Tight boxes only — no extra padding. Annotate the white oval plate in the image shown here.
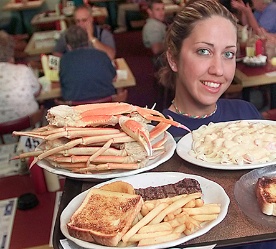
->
[234,165,276,228]
[176,120,276,170]
[37,128,176,180]
[60,172,230,249]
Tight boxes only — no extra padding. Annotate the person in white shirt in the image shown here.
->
[0,30,41,123]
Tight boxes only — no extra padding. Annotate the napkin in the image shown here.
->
[265,71,276,77]
[116,69,128,80]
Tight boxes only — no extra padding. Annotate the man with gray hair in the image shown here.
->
[59,25,117,102]
[54,5,116,59]
[231,0,276,34]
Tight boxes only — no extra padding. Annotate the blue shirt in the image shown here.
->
[163,99,263,141]
[254,2,276,33]
[59,48,116,101]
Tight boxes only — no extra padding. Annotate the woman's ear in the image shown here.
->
[166,51,177,72]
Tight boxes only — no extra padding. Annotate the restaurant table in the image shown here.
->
[234,62,276,108]
[52,152,276,248]
[2,0,45,33]
[31,6,108,28]
[36,58,136,101]
[164,4,181,15]
[2,0,45,11]
[24,30,62,55]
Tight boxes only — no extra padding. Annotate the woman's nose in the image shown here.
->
[208,56,224,76]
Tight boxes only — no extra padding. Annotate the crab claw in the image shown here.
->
[119,116,152,156]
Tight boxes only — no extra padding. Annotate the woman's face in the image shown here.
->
[170,16,237,108]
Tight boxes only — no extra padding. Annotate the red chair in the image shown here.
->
[262,109,276,121]
[54,95,113,106]
[54,89,128,106]
[0,106,45,144]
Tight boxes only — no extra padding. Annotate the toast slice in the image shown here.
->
[67,188,143,246]
[256,177,276,216]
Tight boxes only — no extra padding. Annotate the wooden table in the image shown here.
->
[24,30,62,56]
[164,4,181,15]
[31,6,108,27]
[2,0,45,11]
[2,0,45,33]
[234,62,276,108]
[36,58,136,101]
[52,152,276,248]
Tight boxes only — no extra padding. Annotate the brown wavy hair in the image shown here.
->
[158,0,238,90]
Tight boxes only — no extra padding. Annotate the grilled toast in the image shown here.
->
[256,177,276,216]
[67,188,143,246]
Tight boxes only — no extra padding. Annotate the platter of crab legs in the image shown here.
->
[12,102,190,179]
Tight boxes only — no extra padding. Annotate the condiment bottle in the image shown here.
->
[255,38,263,55]
[43,169,60,192]
[29,157,47,194]
[246,36,255,57]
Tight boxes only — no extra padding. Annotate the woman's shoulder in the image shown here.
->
[217,98,262,119]
[4,62,30,72]
[218,98,255,108]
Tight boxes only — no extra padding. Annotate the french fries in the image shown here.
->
[120,192,221,247]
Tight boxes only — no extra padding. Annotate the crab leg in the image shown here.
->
[87,139,114,166]
[152,132,167,149]
[13,125,62,138]
[149,118,172,140]
[73,162,142,173]
[13,150,42,160]
[47,154,138,164]
[13,127,121,141]
[119,116,152,156]
[30,133,132,167]
[63,147,128,156]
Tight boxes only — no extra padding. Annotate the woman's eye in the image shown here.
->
[197,49,210,55]
[224,51,235,59]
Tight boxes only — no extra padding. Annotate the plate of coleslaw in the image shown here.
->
[176,120,276,170]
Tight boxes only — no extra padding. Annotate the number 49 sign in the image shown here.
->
[17,136,42,153]
[48,55,60,70]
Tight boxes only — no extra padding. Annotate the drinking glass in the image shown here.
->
[265,40,276,70]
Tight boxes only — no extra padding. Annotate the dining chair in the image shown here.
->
[54,95,113,106]
[0,106,45,144]
[54,89,128,106]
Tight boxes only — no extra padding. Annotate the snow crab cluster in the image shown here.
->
[13,102,190,174]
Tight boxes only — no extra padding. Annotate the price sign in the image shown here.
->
[48,55,60,70]
[17,136,42,153]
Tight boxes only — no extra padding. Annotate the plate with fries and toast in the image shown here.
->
[60,172,230,249]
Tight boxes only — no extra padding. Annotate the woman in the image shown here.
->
[158,0,262,141]
[0,30,41,123]
[159,2,275,248]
